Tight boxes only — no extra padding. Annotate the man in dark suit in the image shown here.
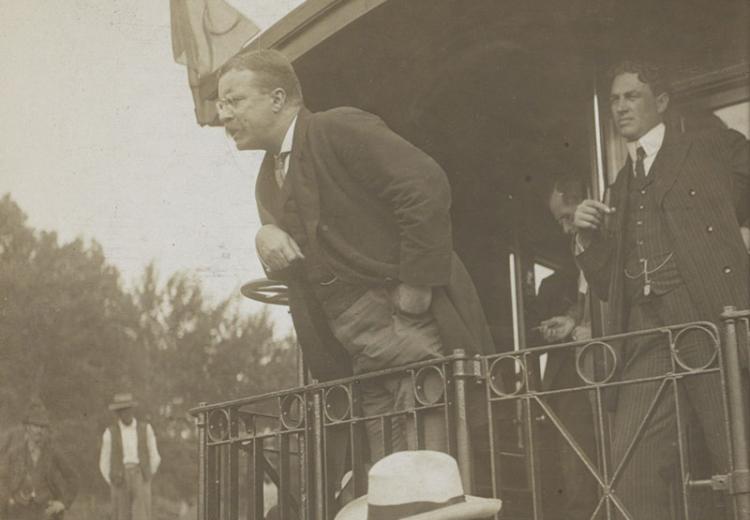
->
[528,175,597,520]
[573,60,749,518]
[0,399,77,520]
[533,269,599,520]
[216,49,493,461]
[541,174,594,346]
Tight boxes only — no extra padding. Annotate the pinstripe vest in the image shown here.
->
[624,167,683,301]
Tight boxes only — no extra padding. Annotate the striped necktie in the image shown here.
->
[273,152,289,188]
[634,146,646,181]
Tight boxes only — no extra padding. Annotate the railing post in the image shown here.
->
[452,348,479,493]
[227,408,240,520]
[721,306,750,519]
[196,403,207,520]
[312,391,326,520]
[299,424,309,520]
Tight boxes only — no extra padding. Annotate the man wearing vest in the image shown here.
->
[216,49,493,463]
[0,399,78,520]
[99,393,161,520]
[573,60,749,519]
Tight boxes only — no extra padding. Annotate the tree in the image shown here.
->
[0,194,298,502]
[0,194,138,489]
[131,268,297,500]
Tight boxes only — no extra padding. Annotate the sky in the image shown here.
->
[0,0,304,333]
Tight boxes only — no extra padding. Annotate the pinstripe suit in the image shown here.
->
[579,126,749,335]
[577,126,749,519]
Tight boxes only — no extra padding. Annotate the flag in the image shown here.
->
[171,0,260,125]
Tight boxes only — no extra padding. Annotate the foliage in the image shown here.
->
[0,194,297,501]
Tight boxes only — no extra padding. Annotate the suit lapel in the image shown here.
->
[651,128,691,203]
[275,109,309,212]
[604,164,631,337]
[288,108,322,240]
[608,162,631,241]
[256,107,320,232]
[256,154,281,223]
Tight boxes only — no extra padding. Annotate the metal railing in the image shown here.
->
[192,307,750,520]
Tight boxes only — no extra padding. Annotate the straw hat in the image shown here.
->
[108,392,138,411]
[334,451,502,520]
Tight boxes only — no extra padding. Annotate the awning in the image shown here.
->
[170,0,260,125]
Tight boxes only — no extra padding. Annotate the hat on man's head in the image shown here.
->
[108,393,138,411]
[23,398,51,427]
[334,451,502,520]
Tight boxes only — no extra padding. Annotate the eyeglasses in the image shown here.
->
[215,96,244,113]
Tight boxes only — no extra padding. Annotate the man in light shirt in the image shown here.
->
[573,60,749,519]
[99,393,161,520]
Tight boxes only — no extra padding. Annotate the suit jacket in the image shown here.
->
[531,269,582,391]
[577,126,749,337]
[256,107,494,381]
[0,427,78,513]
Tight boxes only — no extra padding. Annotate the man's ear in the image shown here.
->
[656,91,670,115]
[271,87,287,112]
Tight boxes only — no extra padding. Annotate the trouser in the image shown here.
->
[358,372,448,461]
[111,464,152,520]
[329,287,447,462]
[611,284,729,520]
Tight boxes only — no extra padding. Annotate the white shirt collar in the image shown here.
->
[626,122,665,163]
[279,114,298,156]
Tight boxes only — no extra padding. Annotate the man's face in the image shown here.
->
[25,424,47,445]
[609,72,669,142]
[217,69,279,151]
[549,190,578,235]
[116,408,134,425]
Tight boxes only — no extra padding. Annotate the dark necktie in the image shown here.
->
[634,146,646,181]
[274,152,289,188]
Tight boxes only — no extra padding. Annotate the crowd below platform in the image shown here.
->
[0,393,160,520]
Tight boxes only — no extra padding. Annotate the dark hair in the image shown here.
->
[551,174,588,205]
[607,59,671,97]
[220,49,303,103]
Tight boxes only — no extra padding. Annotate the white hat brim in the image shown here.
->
[335,495,502,520]
[109,401,137,411]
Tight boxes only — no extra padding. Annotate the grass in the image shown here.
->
[65,494,196,520]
